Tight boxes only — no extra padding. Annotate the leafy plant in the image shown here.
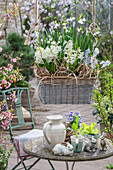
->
[66,111,82,137]
[0,100,14,169]
[0,59,29,91]
[0,32,35,81]
[79,122,99,135]
[106,163,113,170]
[93,73,113,143]
[0,136,14,170]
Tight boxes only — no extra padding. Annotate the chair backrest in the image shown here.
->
[2,87,34,141]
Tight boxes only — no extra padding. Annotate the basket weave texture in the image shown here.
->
[34,66,96,104]
[36,76,96,104]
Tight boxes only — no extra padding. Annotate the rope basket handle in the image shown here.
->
[24,0,38,45]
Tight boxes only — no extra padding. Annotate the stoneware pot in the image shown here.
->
[71,135,84,152]
[43,115,66,150]
[85,134,100,149]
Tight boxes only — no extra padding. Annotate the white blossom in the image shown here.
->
[100,60,111,68]
[78,18,86,24]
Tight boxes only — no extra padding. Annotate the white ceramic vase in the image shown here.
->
[43,115,66,150]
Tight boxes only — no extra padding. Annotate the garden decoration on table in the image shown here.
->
[52,142,73,156]
[65,111,83,152]
[43,115,66,150]
[65,111,82,143]
[92,73,113,142]
[0,100,14,170]
[79,122,100,149]
[34,18,100,104]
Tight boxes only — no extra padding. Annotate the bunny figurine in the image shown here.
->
[100,133,107,151]
[84,136,97,152]
[52,142,73,156]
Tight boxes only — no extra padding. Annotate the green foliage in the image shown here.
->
[79,122,99,135]
[97,33,113,74]
[106,163,113,170]
[0,32,35,81]
[0,139,14,170]
[22,16,30,35]
[93,73,113,142]
[72,115,80,137]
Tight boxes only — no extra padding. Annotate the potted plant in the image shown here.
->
[65,111,84,152]
[79,122,100,148]
[34,18,99,104]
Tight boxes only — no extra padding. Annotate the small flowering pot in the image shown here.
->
[71,135,84,152]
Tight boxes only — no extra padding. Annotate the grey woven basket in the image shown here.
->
[37,77,96,104]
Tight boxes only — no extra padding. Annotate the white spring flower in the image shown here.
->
[78,18,86,24]
[100,60,111,68]
[93,48,99,57]
[108,107,113,114]
[64,40,73,54]
[78,52,84,59]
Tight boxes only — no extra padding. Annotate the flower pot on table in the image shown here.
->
[71,135,84,152]
[85,134,100,149]
[36,76,96,104]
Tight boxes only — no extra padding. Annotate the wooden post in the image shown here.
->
[92,0,96,33]
[35,0,38,23]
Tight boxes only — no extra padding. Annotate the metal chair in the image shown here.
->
[2,87,54,170]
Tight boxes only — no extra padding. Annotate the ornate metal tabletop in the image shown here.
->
[23,136,113,170]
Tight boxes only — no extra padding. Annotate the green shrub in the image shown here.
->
[97,33,113,74]
[0,32,35,81]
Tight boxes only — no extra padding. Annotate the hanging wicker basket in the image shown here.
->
[34,67,96,104]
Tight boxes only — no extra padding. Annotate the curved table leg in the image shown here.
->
[71,162,76,170]
[65,161,76,170]
[65,161,69,170]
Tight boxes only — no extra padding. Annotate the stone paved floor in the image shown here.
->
[4,104,113,170]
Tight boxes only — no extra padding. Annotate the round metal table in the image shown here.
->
[23,136,113,170]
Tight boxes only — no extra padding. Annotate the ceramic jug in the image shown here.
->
[43,115,66,150]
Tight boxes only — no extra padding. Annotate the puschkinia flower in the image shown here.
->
[100,60,111,68]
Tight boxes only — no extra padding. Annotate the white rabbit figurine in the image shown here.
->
[52,142,73,156]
